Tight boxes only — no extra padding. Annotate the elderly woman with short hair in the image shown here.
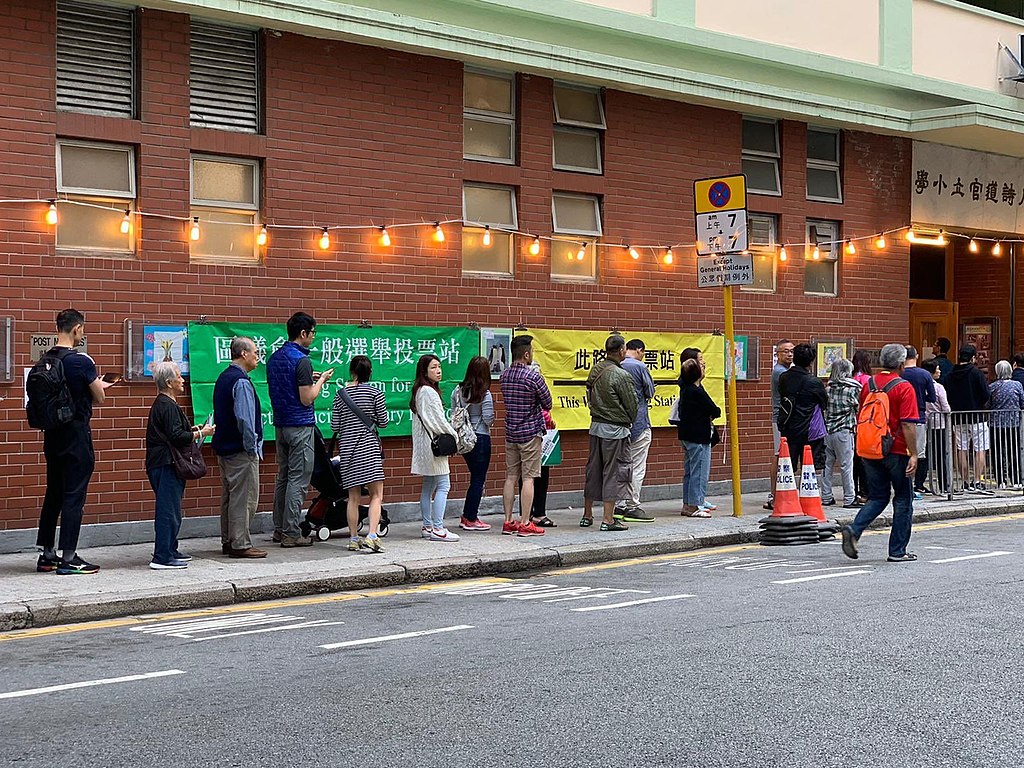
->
[822,359,862,508]
[989,360,1024,488]
[145,362,214,570]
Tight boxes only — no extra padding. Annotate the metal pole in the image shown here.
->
[723,285,743,517]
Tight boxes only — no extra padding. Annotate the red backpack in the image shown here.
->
[855,376,903,460]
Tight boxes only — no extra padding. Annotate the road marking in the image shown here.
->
[319,624,474,650]
[191,620,344,642]
[929,551,1012,564]
[783,566,873,574]
[0,670,185,701]
[772,571,869,585]
[570,594,694,612]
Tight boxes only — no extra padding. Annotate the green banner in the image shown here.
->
[187,322,478,439]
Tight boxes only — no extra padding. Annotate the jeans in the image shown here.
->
[37,421,95,554]
[823,430,855,505]
[273,425,316,538]
[625,428,652,505]
[460,434,491,521]
[420,474,451,529]
[148,464,186,564]
[682,441,711,506]
[849,453,914,557]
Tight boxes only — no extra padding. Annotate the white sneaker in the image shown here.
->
[421,527,433,539]
[429,527,460,542]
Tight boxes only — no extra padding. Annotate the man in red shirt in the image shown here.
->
[841,343,919,562]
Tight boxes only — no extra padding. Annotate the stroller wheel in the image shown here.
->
[315,526,331,542]
[300,521,312,538]
[378,523,389,538]
[357,519,366,534]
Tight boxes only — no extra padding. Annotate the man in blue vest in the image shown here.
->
[267,312,334,546]
[211,336,266,558]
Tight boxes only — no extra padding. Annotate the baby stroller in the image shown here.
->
[303,430,390,541]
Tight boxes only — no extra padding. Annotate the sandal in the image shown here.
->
[600,520,629,531]
[532,516,558,528]
[579,517,593,527]
[685,508,712,518]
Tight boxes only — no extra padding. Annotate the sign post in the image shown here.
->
[694,174,750,517]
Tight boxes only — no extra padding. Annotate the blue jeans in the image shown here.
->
[848,453,914,557]
[420,474,451,529]
[460,434,491,521]
[682,441,711,506]
[148,464,186,564]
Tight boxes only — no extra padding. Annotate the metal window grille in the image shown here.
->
[56,1,135,117]
[190,21,260,133]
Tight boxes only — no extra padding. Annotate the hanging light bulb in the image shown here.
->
[45,200,58,226]
[937,230,947,246]
[576,242,586,261]
[189,217,201,241]
[875,235,886,249]
[482,226,492,247]
[664,248,674,265]
[845,241,856,256]
[812,246,820,261]
[120,209,131,235]
[993,241,1002,256]
[778,246,788,262]
[318,227,330,250]
[257,225,268,247]
[379,226,391,247]
[627,245,640,261]
[433,223,445,243]
[529,236,541,256]
[969,238,979,254]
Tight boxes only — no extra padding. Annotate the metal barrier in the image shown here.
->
[924,410,1024,500]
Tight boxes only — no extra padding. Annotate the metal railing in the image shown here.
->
[923,410,1024,500]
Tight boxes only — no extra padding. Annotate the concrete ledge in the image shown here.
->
[401,556,486,583]
[553,534,700,566]
[477,549,561,574]
[231,565,407,602]
[0,603,31,632]
[23,584,237,627]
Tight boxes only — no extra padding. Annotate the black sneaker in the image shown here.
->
[56,555,100,575]
[172,551,193,562]
[886,553,918,563]
[840,527,859,560]
[36,552,60,573]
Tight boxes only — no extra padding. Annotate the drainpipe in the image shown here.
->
[1012,243,1017,356]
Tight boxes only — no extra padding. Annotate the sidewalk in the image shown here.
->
[2,489,1022,631]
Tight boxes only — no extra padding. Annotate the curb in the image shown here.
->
[2,503,1020,631]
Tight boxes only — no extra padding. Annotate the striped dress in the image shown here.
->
[330,383,389,490]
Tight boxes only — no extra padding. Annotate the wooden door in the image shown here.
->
[910,300,958,361]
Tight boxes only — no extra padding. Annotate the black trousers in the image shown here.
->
[36,421,95,553]
[519,464,551,518]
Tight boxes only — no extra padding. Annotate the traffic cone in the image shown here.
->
[770,438,803,517]
[798,445,826,522]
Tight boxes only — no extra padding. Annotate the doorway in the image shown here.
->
[910,300,958,361]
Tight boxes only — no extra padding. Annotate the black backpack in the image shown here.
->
[26,347,76,431]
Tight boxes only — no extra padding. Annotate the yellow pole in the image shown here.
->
[723,285,742,517]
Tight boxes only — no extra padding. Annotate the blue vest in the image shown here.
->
[211,364,263,456]
[267,340,314,427]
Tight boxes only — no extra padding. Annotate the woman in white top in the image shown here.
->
[410,354,460,541]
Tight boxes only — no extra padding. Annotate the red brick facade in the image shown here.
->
[0,1,913,531]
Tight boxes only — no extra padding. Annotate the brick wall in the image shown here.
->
[0,1,913,530]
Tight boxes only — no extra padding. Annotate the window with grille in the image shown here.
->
[190,155,260,261]
[742,118,781,196]
[56,140,136,255]
[553,84,605,174]
[56,1,135,118]
[464,69,515,164]
[552,192,601,280]
[805,219,840,296]
[190,21,260,133]
[462,184,517,275]
[806,127,842,203]
[744,213,778,292]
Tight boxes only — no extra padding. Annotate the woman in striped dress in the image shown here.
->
[331,355,389,553]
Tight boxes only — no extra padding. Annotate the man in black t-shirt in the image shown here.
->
[34,309,115,575]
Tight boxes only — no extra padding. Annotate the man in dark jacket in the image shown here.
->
[945,344,992,493]
[778,343,828,480]
[931,337,954,384]
[1012,353,1024,386]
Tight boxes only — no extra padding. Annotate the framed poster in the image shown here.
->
[961,318,998,380]
[810,337,854,378]
[725,335,760,381]
[144,325,189,377]
[481,327,512,379]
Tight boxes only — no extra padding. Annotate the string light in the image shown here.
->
[845,241,856,256]
[778,246,788,262]
[812,246,820,261]
[576,242,587,261]
[433,222,445,243]
[664,247,673,265]
[257,225,268,247]
[482,226,491,247]
[529,236,541,256]
[627,245,640,260]
[45,200,58,226]
[318,227,330,250]
[379,226,391,247]
[875,235,886,249]
[120,209,131,235]
[189,217,200,241]
[969,238,979,253]
[993,241,1002,256]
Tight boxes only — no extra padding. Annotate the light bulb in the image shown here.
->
[905,230,916,243]
[257,225,268,247]
[937,230,947,246]
[120,209,131,235]
[482,226,492,247]
[812,247,820,261]
[628,245,639,260]
[875,235,886,249]
[969,239,979,253]
[433,223,445,243]
[380,227,391,247]
[189,217,200,241]
[993,241,1002,256]
[318,227,330,250]
[45,201,58,226]
[779,246,788,262]
[576,243,586,261]
[529,236,540,256]
[664,248,674,265]
[845,241,856,256]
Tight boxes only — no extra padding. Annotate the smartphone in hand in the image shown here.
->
[101,372,122,384]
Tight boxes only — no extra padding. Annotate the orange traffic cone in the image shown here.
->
[798,445,826,522]
[771,438,803,517]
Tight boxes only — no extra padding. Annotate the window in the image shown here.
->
[805,219,840,296]
[806,127,842,203]
[744,213,777,292]
[741,118,781,196]
[190,21,260,133]
[959,1,1023,19]
[56,1,135,118]
[462,184,517,275]
[56,140,135,255]
[552,193,601,280]
[553,83,605,174]
[190,155,260,261]
[464,69,515,164]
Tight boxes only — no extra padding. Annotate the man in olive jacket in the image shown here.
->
[580,335,639,531]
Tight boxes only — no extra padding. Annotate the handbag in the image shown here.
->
[152,418,207,481]
[668,398,681,425]
[414,411,458,457]
[450,389,478,455]
[710,424,721,448]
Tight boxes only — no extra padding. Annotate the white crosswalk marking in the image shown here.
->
[130,613,343,642]
[929,551,1012,564]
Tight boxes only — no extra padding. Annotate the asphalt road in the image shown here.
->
[2,515,1022,768]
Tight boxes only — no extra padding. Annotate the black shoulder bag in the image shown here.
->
[152,413,207,481]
